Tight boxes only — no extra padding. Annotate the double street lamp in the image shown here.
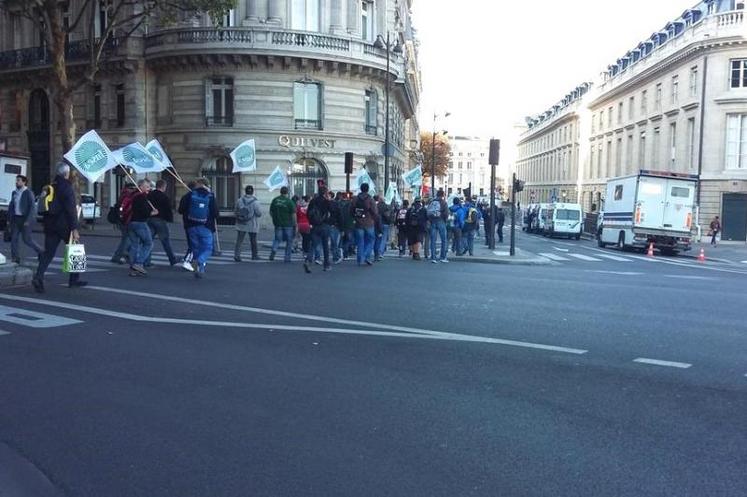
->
[374,33,402,194]
[431,112,450,195]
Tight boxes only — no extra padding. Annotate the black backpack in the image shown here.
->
[409,206,422,227]
[308,200,329,226]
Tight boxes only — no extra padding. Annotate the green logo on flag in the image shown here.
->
[123,146,155,169]
[234,144,255,169]
[74,141,109,174]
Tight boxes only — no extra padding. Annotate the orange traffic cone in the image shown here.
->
[647,242,654,257]
[698,248,706,263]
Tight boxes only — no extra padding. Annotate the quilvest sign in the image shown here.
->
[278,135,336,149]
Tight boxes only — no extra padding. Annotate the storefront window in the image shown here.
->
[290,158,327,197]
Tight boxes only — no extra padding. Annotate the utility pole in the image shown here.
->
[374,34,402,195]
[510,173,517,256]
[488,139,500,250]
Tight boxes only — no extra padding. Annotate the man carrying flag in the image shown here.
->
[178,177,218,279]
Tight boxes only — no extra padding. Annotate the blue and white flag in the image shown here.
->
[402,165,423,187]
[264,166,288,192]
[145,139,173,168]
[385,183,399,205]
[112,142,166,174]
[356,169,376,194]
[63,130,117,183]
[230,139,257,173]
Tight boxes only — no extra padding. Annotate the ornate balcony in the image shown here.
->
[0,37,122,72]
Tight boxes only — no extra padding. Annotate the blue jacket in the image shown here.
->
[178,187,218,231]
[450,204,465,229]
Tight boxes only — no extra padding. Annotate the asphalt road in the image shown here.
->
[0,232,745,497]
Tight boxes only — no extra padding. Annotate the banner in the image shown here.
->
[384,183,399,205]
[356,169,376,194]
[402,165,423,187]
[145,139,173,168]
[112,142,166,174]
[63,130,117,183]
[264,166,288,192]
[230,139,257,173]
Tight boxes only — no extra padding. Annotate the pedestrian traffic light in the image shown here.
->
[489,139,500,166]
[513,178,525,193]
[344,152,354,174]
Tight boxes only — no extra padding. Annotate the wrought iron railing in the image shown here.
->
[295,119,322,130]
[205,115,234,127]
[0,37,122,71]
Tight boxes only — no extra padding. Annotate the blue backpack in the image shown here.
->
[188,189,211,224]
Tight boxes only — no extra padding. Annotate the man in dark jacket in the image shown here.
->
[145,179,177,266]
[496,205,506,243]
[304,185,333,273]
[427,189,450,263]
[178,177,218,278]
[32,162,86,292]
[351,183,378,266]
[177,180,197,271]
[8,174,42,263]
[128,179,158,276]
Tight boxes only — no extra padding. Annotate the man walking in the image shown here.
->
[179,177,218,278]
[427,189,449,264]
[462,198,480,256]
[177,180,197,271]
[351,183,378,266]
[396,199,409,256]
[450,198,465,255]
[496,205,505,243]
[32,162,86,292]
[305,185,333,273]
[128,179,158,276]
[269,186,296,263]
[406,197,427,260]
[8,174,42,264]
[329,191,344,264]
[375,195,393,261]
[146,179,177,266]
[234,185,262,261]
[110,183,136,264]
[709,216,721,246]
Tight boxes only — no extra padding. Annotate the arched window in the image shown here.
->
[202,156,239,211]
[290,158,327,197]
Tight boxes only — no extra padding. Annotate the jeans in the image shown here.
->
[462,228,475,256]
[355,226,376,264]
[112,224,131,261]
[301,231,312,257]
[377,224,391,258]
[711,230,719,245]
[235,231,258,259]
[496,221,504,243]
[329,226,342,262]
[309,224,331,267]
[343,229,355,257]
[429,219,448,261]
[272,226,294,262]
[146,218,177,265]
[397,227,408,254]
[128,222,153,266]
[35,231,80,285]
[452,227,462,254]
[10,218,42,261]
[188,225,214,272]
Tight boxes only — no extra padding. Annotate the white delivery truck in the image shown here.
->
[529,203,550,233]
[598,170,697,255]
[545,203,583,239]
[0,153,29,230]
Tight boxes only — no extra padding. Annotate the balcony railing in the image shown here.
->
[205,115,234,128]
[271,31,349,51]
[295,119,322,130]
[0,37,121,71]
[365,124,378,135]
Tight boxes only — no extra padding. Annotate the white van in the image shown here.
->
[533,203,550,234]
[546,203,583,239]
[0,153,29,229]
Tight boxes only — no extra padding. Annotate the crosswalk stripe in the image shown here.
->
[539,253,570,261]
[567,253,602,262]
[595,254,633,262]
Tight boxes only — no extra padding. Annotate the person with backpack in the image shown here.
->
[462,198,480,256]
[109,183,137,264]
[269,186,296,263]
[177,177,217,278]
[395,199,410,256]
[427,189,450,264]
[8,174,42,264]
[304,185,334,273]
[145,179,177,267]
[127,179,158,276]
[450,197,465,255]
[32,162,86,293]
[234,185,262,262]
[351,183,378,266]
[406,197,427,260]
[176,181,197,271]
[375,195,394,261]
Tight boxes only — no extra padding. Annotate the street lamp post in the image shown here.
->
[374,33,402,195]
[430,112,450,195]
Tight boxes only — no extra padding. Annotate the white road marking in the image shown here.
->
[595,254,633,262]
[553,247,570,252]
[568,253,602,262]
[492,251,510,256]
[588,247,747,275]
[633,358,692,369]
[663,275,716,281]
[0,304,82,328]
[539,253,570,261]
[0,330,10,336]
[742,261,747,264]
[587,270,643,276]
[0,294,589,355]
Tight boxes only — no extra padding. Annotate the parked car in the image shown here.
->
[80,194,101,224]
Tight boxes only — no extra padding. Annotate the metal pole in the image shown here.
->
[384,33,390,195]
[489,164,496,249]
[431,114,436,196]
[510,172,516,256]
[346,172,350,196]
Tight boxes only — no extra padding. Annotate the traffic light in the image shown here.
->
[513,178,525,193]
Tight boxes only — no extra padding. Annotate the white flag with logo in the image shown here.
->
[112,142,166,174]
[63,130,117,183]
[356,169,376,194]
[145,139,173,169]
[230,139,257,173]
[384,183,398,205]
[402,165,423,187]
[264,166,288,192]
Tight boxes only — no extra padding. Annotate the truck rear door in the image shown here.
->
[634,176,666,230]
[662,179,695,233]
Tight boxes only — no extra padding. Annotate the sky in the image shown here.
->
[412,0,696,159]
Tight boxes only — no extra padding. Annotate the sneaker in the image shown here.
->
[304,262,311,274]
[365,259,374,266]
[314,260,322,266]
[181,260,194,272]
[333,258,342,265]
[431,259,439,264]
[129,270,142,277]
[269,250,276,261]
[323,265,331,272]
[131,264,147,275]
[440,259,450,263]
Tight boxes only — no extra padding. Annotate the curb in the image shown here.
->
[0,263,33,288]
[449,256,553,266]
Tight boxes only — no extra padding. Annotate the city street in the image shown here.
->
[0,231,745,497]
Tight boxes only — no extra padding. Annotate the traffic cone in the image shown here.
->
[698,247,706,263]
[647,242,654,257]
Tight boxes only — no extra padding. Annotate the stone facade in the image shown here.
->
[0,0,422,226]
[516,1,747,241]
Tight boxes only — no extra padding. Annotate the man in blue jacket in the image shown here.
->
[178,177,218,279]
[33,162,86,293]
[8,174,42,263]
[449,197,465,256]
